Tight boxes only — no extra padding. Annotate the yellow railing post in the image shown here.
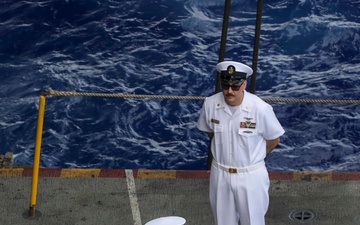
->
[29,95,46,218]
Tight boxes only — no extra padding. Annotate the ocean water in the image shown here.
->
[0,0,359,171]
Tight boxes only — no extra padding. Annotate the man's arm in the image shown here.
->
[266,137,280,155]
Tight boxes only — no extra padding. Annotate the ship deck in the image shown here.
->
[1,168,360,225]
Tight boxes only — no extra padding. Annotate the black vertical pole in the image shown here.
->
[207,0,232,170]
[250,0,264,94]
[214,0,232,94]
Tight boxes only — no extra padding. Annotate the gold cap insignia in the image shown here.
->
[227,65,235,74]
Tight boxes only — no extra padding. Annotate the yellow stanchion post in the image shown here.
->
[29,95,46,218]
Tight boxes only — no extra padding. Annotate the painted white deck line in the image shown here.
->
[126,169,142,225]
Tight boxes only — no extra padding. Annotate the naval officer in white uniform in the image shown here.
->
[197,61,285,225]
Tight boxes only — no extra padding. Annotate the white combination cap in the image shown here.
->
[216,61,253,82]
[145,216,186,225]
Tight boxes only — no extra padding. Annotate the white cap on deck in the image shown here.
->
[145,216,186,225]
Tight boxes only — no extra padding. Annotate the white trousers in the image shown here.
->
[209,163,270,225]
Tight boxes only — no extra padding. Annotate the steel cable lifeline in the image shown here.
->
[44,89,360,104]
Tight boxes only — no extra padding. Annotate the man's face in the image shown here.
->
[221,80,247,106]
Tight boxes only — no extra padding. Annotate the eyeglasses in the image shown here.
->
[221,81,244,91]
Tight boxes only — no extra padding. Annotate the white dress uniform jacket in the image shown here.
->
[197,90,284,167]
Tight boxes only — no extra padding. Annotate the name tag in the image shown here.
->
[211,119,219,124]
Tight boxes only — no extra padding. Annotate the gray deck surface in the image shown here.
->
[1,172,360,225]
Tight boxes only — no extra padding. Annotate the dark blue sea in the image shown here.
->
[0,0,359,171]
